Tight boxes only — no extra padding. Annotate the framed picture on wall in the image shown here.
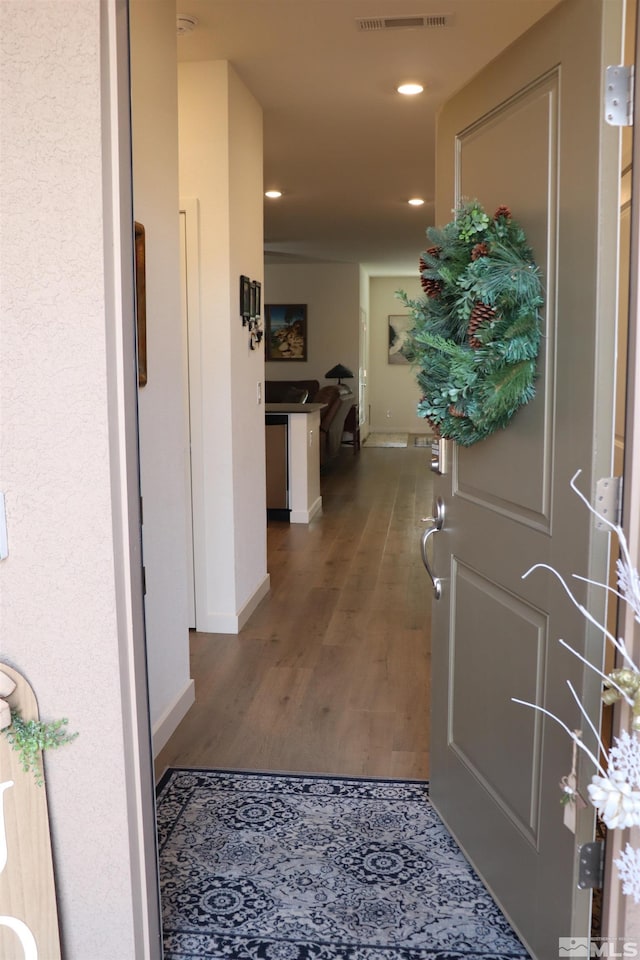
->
[388,314,412,365]
[240,275,251,323]
[265,304,308,361]
[134,221,147,386]
[250,280,261,320]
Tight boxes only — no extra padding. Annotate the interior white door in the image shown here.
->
[428,2,623,957]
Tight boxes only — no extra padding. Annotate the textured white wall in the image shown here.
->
[369,276,426,433]
[228,70,269,609]
[130,0,193,739]
[264,263,360,388]
[0,1,151,956]
[178,61,268,632]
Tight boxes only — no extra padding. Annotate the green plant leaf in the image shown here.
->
[4,709,78,786]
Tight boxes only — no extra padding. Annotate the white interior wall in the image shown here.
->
[129,0,194,747]
[264,263,360,389]
[178,61,269,633]
[369,276,426,433]
[228,70,270,603]
[0,1,156,955]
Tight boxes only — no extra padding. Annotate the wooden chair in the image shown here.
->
[342,403,360,453]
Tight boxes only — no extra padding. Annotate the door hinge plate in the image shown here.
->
[578,840,604,890]
[595,476,622,530]
[605,65,634,126]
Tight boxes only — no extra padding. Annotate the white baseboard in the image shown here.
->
[290,496,322,524]
[195,573,271,635]
[237,573,271,631]
[152,678,195,756]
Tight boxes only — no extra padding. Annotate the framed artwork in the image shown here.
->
[265,304,307,361]
[388,314,412,365]
[240,275,251,323]
[251,280,261,320]
[134,221,147,386]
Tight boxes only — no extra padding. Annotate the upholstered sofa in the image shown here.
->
[265,379,353,466]
[265,379,320,404]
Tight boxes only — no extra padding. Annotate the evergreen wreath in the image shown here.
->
[398,200,543,446]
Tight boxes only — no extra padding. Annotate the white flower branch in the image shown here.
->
[521,562,636,672]
[511,694,608,777]
[513,469,640,900]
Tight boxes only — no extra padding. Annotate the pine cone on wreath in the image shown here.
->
[468,301,496,348]
[448,405,467,419]
[471,242,489,261]
[419,257,442,299]
[494,205,511,221]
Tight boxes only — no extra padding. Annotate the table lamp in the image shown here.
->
[325,364,354,396]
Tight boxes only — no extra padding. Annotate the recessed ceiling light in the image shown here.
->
[408,198,425,206]
[397,83,424,96]
[265,190,282,199]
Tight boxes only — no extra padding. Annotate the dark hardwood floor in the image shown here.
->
[155,443,433,781]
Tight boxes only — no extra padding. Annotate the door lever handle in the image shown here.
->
[420,497,444,599]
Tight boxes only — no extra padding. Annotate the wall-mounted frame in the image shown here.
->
[265,304,307,361]
[388,314,412,365]
[251,280,261,320]
[134,221,147,386]
[240,274,251,324]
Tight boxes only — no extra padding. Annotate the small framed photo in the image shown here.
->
[240,275,251,323]
[388,314,412,365]
[134,221,147,386]
[265,304,307,361]
[250,280,261,320]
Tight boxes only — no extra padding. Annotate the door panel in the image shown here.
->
[450,562,546,843]
[429,2,623,956]
[454,71,557,530]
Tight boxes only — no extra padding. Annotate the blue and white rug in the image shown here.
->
[156,769,530,960]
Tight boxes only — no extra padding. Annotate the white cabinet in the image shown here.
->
[265,404,323,524]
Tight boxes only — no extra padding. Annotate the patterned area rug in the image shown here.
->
[363,433,408,448]
[156,770,530,960]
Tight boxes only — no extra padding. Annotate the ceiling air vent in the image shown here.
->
[177,15,198,35]
[357,14,450,31]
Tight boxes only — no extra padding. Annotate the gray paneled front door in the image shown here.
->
[427,1,623,956]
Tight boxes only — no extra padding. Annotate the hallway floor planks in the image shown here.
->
[155,445,433,782]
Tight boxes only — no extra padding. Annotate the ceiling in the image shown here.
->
[176,0,561,276]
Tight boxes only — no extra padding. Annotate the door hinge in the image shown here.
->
[595,476,623,530]
[605,65,634,127]
[578,840,604,890]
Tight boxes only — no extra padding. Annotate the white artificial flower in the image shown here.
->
[610,730,640,788]
[618,556,640,625]
[614,844,640,903]
[587,770,640,829]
